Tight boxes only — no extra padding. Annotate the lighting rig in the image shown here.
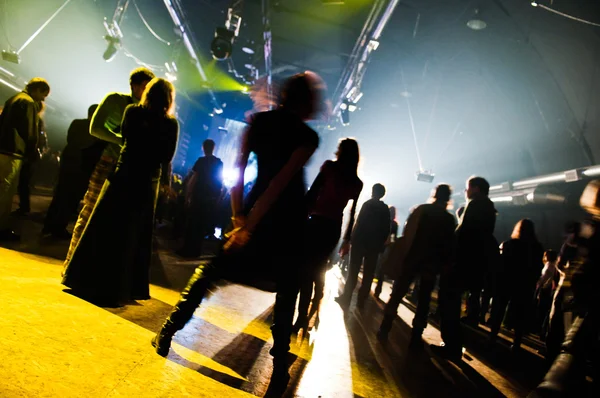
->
[212,1,244,61]
[102,0,129,62]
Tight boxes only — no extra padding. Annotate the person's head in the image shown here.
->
[130,67,156,101]
[433,184,452,204]
[511,218,537,241]
[336,138,359,177]
[280,71,327,120]
[140,77,176,116]
[544,249,558,264]
[372,183,386,200]
[466,176,490,200]
[203,139,215,156]
[87,104,99,120]
[580,180,600,220]
[25,78,50,102]
[389,206,397,220]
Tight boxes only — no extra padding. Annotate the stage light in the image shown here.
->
[241,86,249,93]
[491,196,513,203]
[467,9,487,30]
[340,108,350,126]
[323,0,345,4]
[348,104,358,112]
[103,35,120,62]
[242,47,254,54]
[211,27,235,61]
[531,1,538,7]
[416,170,435,183]
[1,50,20,64]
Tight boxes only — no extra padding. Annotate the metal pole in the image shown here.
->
[262,0,273,108]
[17,0,74,54]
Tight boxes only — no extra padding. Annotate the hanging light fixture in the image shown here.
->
[467,8,487,30]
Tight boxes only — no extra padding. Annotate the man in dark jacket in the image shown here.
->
[177,139,224,257]
[0,78,50,240]
[377,184,456,346]
[42,104,103,239]
[336,183,390,309]
[432,176,498,361]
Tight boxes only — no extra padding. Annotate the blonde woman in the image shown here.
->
[62,78,179,306]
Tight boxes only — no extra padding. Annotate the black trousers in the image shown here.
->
[340,244,380,304]
[180,199,218,255]
[44,162,91,233]
[18,161,33,212]
[490,285,536,348]
[438,270,464,354]
[296,216,340,325]
[162,239,301,364]
[381,260,438,335]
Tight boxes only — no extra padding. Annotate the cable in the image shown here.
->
[132,0,171,46]
[121,46,166,71]
[534,3,600,27]
[400,67,424,171]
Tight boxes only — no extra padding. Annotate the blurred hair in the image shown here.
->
[336,138,359,178]
[130,67,155,87]
[434,184,452,202]
[203,139,215,154]
[280,71,328,118]
[140,78,175,116]
[544,249,558,263]
[88,104,99,119]
[389,206,397,220]
[468,176,490,196]
[511,218,538,242]
[372,183,386,199]
[26,78,50,93]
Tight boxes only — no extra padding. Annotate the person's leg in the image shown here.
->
[436,270,464,359]
[0,155,22,236]
[465,273,483,323]
[412,271,437,339]
[338,245,364,304]
[294,275,313,331]
[357,250,379,306]
[17,161,31,213]
[153,261,220,356]
[378,262,417,338]
[308,266,326,322]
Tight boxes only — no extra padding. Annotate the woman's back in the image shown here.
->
[310,160,362,222]
[501,238,545,288]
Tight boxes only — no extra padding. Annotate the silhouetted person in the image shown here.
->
[432,176,497,361]
[42,105,103,239]
[62,78,179,305]
[336,183,390,309]
[0,78,50,240]
[294,138,363,332]
[178,139,223,257]
[374,205,399,299]
[64,68,155,266]
[152,72,326,392]
[536,249,559,341]
[16,102,47,216]
[377,184,456,346]
[489,219,544,352]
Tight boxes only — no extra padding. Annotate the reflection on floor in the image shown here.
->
[0,244,546,397]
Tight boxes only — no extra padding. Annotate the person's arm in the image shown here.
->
[244,145,316,232]
[305,162,329,210]
[230,127,251,227]
[90,94,124,145]
[15,99,38,160]
[339,187,362,256]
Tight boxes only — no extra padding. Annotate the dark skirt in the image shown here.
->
[61,167,160,303]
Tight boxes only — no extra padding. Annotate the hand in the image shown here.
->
[223,227,252,252]
[231,215,247,230]
[339,240,350,257]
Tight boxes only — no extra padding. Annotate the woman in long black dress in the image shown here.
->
[294,138,363,333]
[62,78,179,305]
[152,72,326,388]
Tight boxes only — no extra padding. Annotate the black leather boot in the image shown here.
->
[152,321,178,357]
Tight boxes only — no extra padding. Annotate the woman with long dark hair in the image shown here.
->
[152,72,326,389]
[294,138,363,332]
[62,78,179,305]
[489,218,544,351]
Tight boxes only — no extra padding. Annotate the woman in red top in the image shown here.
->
[294,138,363,332]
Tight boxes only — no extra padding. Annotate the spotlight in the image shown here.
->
[416,170,435,183]
[467,9,487,30]
[1,50,20,64]
[103,35,120,62]
[340,108,350,126]
[211,27,235,61]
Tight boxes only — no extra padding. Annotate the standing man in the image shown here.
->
[377,184,456,347]
[0,78,50,240]
[336,183,390,309]
[43,104,102,239]
[432,176,497,361]
[178,139,223,257]
[64,68,154,264]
